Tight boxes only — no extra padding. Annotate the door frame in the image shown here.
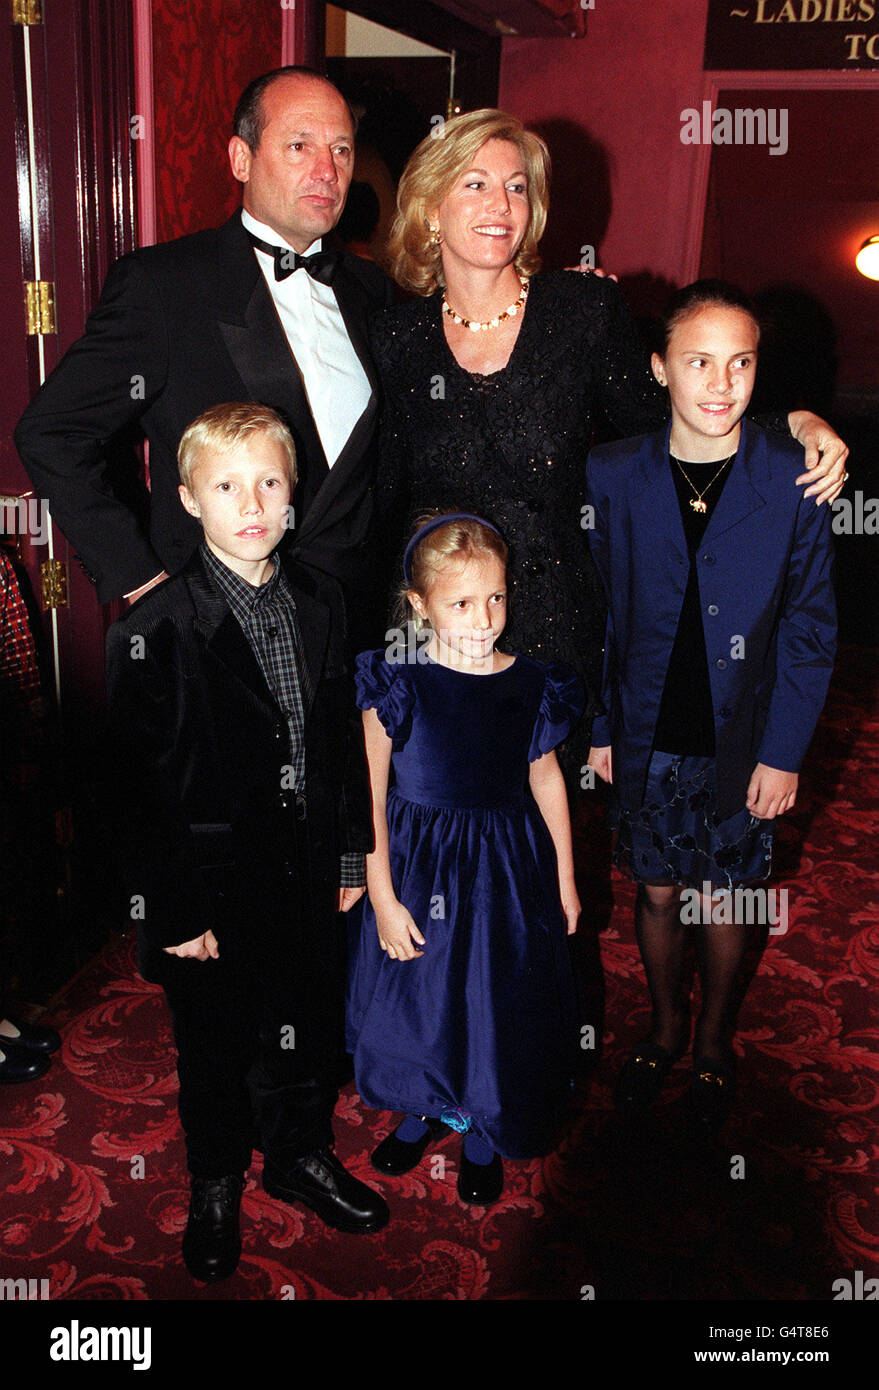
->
[683,69,879,283]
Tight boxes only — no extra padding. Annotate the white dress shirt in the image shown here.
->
[241,208,371,468]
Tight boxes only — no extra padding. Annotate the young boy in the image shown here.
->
[106,402,387,1283]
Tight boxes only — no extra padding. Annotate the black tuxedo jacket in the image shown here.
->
[15,212,392,605]
[104,548,373,975]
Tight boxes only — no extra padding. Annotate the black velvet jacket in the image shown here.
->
[104,548,372,973]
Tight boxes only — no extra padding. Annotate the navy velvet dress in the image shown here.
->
[346,648,584,1159]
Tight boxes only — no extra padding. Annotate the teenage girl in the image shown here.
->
[586,280,836,1121]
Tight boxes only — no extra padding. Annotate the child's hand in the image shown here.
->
[163,929,220,960]
[338,886,366,912]
[747,764,798,819]
[587,745,613,784]
[375,900,426,961]
[559,877,581,936]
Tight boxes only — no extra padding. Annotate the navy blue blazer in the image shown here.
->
[585,420,837,821]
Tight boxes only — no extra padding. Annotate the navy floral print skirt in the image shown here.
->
[612,752,774,889]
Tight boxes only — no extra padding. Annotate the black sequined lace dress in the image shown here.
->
[370,270,667,771]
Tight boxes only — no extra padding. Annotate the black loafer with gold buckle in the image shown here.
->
[690,1057,736,1125]
[614,1041,682,1109]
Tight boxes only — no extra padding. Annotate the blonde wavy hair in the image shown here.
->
[387,109,551,296]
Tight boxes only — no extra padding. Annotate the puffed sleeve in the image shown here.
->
[354,648,415,749]
[528,662,586,762]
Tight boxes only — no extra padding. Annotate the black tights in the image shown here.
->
[635,885,749,1063]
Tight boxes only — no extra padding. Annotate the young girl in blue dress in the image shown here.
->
[347,512,583,1205]
[585,281,836,1123]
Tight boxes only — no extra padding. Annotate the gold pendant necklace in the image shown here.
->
[672,454,734,513]
[441,274,529,332]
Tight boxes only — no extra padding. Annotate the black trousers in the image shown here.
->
[144,840,345,1179]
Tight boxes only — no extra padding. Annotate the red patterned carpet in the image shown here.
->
[1,646,876,1302]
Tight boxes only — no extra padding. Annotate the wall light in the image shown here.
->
[855,236,879,281]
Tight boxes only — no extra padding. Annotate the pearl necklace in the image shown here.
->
[441,274,529,333]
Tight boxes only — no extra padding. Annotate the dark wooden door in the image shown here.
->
[1,0,137,987]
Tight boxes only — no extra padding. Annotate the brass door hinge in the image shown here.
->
[25,280,56,335]
[12,0,42,24]
[41,558,68,609]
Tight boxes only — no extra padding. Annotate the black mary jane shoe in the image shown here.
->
[182,1174,244,1283]
[614,1041,683,1109]
[0,1017,61,1054]
[0,1044,51,1085]
[689,1057,736,1126]
[457,1149,504,1207]
[371,1116,451,1176]
[263,1149,390,1234]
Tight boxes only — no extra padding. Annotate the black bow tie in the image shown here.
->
[245,230,340,285]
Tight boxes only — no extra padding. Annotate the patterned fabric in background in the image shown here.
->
[0,547,44,741]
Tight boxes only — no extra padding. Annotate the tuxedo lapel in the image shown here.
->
[212,219,378,551]
[332,261,380,398]
[285,258,380,548]
[215,214,330,478]
[293,394,377,551]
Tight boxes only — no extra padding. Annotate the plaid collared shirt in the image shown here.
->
[200,543,364,888]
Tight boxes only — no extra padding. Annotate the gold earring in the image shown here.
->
[428,225,442,248]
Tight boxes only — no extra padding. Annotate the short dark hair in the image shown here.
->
[660,278,761,351]
[233,66,356,151]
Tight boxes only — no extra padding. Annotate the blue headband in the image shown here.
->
[403,512,504,585]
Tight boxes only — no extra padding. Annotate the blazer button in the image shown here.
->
[716,658,727,670]
[719,706,732,718]
[707,604,719,616]
[702,553,716,565]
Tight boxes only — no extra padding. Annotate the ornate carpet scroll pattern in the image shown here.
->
[1,647,875,1300]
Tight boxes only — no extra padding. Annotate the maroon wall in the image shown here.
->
[701,88,879,395]
[499,0,879,397]
[500,0,710,288]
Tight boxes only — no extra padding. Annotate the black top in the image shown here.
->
[652,453,734,756]
[370,271,666,740]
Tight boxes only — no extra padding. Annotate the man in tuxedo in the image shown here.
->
[14,67,391,634]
